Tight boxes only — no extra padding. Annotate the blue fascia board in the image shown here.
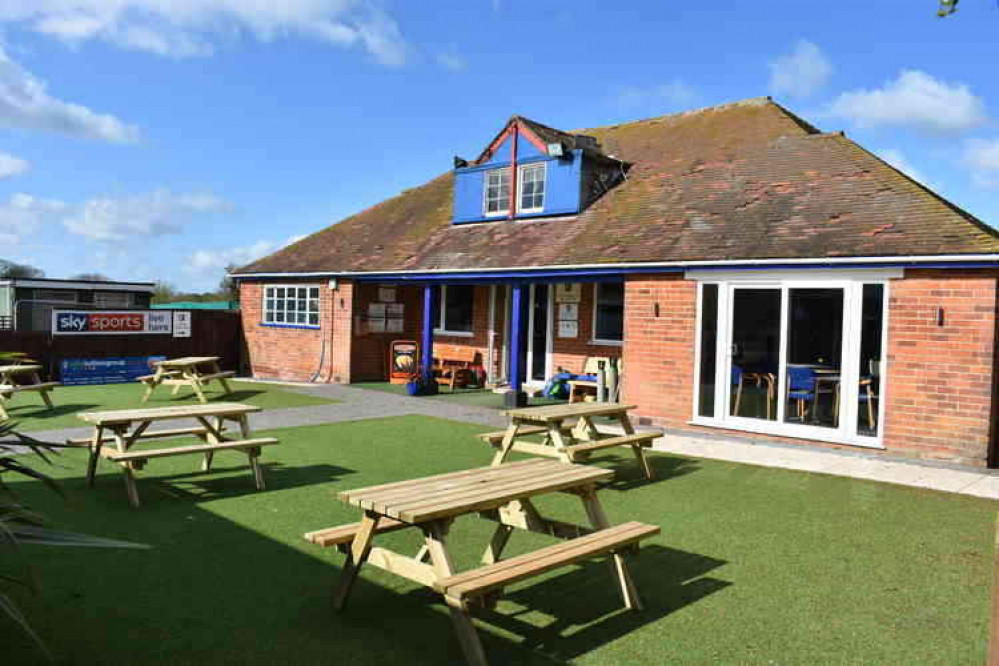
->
[456,152,568,174]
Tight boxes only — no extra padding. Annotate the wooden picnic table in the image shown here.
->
[0,364,59,419]
[70,402,278,507]
[304,459,659,666]
[480,402,657,480]
[138,356,235,404]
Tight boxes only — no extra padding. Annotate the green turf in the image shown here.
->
[4,380,337,432]
[4,415,996,664]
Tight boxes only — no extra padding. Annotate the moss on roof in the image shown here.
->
[236,97,999,276]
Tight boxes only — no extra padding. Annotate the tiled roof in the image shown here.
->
[235,97,999,276]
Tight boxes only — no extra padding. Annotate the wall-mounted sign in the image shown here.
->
[558,320,579,338]
[52,310,173,336]
[558,303,579,321]
[60,356,167,386]
[378,287,396,303]
[555,283,581,303]
[172,311,192,338]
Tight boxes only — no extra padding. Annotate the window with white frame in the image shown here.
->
[263,285,320,327]
[692,272,891,447]
[518,163,546,213]
[483,168,511,216]
[94,292,131,308]
[433,285,474,335]
[592,283,624,343]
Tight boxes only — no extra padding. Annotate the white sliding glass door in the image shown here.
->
[693,272,891,448]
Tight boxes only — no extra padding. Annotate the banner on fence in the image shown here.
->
[60,356,167,386]
[51,310,173,336]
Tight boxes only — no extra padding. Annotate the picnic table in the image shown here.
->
[0,364,59,419]
[304,459,659,666]
[70,402,278,507]
[138,356,235,404]
[478,402,658,480]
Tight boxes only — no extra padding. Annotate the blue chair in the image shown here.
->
[786,366,817,422]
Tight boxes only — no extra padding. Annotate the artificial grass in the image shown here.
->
[4,415,997,664]
[3,380,337,432]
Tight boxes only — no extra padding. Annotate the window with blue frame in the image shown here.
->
[483,168,511,216]
[518,163,546,213]
[263,285,320,327]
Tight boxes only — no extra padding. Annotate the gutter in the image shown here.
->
[230,253,999,282]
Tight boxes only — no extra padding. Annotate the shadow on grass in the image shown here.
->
[409,544,729,664]
[588,452,700,491]
[4,402,101,421]
[85,461,357,506]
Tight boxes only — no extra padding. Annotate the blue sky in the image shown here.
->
[1,0,998,291]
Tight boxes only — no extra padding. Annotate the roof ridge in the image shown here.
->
[574,96,778,134]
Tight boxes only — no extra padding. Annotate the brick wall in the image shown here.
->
[552,283,622,374]
[239,281,335,382]
[620,274,697,427]
[882,269,999,466]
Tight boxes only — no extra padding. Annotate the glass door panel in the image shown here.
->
[730,288,781,421]
[783,288,844,429]
[698,284,719,418]
[856,284,885,437]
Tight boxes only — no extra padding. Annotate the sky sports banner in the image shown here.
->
[52,310,173,336]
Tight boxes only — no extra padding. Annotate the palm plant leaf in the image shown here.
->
[0,591,51,659]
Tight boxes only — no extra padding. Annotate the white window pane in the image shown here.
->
[309,313,319,326]
[276,311,285,323]
[309,287,319,299]
[309,299,319,313]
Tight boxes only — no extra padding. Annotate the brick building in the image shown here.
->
[233,98,999,467]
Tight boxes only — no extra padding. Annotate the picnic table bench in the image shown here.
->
[138,356,235,404]
[70,402,277,507]
[304,459,659,666]
[483,402,658,480]
[0,364,59,419]
[434,348,478,391]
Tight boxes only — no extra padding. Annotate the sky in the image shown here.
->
[1,0,999,291]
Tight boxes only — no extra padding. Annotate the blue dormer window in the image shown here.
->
[518,163,546,213]
[484,168,511,216]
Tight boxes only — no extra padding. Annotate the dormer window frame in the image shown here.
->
[482,167,511,217]
[517,162,546,214]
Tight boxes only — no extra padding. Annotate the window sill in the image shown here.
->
[688,416,885,449]
[434,330,474,338]
[261,323,320,330]
[589,339,623,347]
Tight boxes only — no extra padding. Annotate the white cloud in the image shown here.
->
[876,148,928,185]
[0,1,408,65]
[0,45,139,142]
[0,152,29,179]
[436,51,466,72]
[184,234,304,278]
[964,139,999,188]
[0,192,68,244]
[615,79,698,109]
[768,40,832,98]
[828,70,987,134]
[62,190,230,242]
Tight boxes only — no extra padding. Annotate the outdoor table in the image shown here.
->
[489,402,657,480]
[0,364,59,419]
[71,402,278,507]
[307,459,658,666]
[139,356,235,404]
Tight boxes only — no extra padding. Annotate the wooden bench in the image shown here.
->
[434,348,478,391]
[434,521,660,609]
[0,381,60,418]
[475,423,575,447]
[562,432,659,460]
[304,516,409,549]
